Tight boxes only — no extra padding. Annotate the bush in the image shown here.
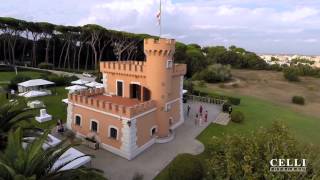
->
[222,102,232,113]
[192,64,232,83]
[228,97,241,105]
[292,96,305,105]
[168,154,204,180]
[38,62,54,69]
[231,110,245,123]
[183,79,194,94]
[283,68,300,82]
[132,172,144,180]
[43,74,77,86]
[197,80,207,87]
[9,74,31,90]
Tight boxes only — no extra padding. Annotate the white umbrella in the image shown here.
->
[71,79,89,85]
[85,81,104,88]
[65,85,87,91]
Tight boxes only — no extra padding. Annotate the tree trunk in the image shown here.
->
[58,41,67,68]
[77,43,83,71]
[73,46,77,71]
[45,38,50,63]
[3,39,7,62]
[52,40,56,67]
[63,42,70,69]
[85,45,89,70]
[32,42,36,66]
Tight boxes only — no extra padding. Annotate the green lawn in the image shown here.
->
[155,86,320,179]
[0,86,68,130]
[0,71,45,82]
[195,86,320,145]
[29,87,68,129]
[0,70,68,129]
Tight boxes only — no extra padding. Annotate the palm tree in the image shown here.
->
[0,102,40,149]
[0,128,106,180]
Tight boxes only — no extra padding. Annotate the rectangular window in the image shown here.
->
[165,103,172,112]
[166,60,173,68]
[110,128,117,139]
[117,81,123,97]
[91,121,98,132]
[75,116,81,126]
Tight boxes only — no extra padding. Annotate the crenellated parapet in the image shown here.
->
[100,61,146,77]
[68,89,156,118]
[144,38,175,57]
[128,100,156,116]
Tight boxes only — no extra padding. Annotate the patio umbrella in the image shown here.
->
[71,79,89,85]
[65,85,88,91]
[85,81,104,88]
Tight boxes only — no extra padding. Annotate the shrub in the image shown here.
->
[132,172,144,180]
[168,154,204,180]
[197,80,207,87]
[9,74,31,90]
[38,62,54,69]
[44,74,77,86]
[192,64,232,83]
[228,97,241,105]
[222,102,232,113]
[292,96,305,105]
[231,110,245,123]
[283,68,300,82]
[183,79,194,94]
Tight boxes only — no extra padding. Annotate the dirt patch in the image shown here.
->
[208,69,320,118]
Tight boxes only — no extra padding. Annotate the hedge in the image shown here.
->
[38,62,54,70]
[292,96,305,105]
[193,89,241,105]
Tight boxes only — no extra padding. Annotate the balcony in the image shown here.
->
[172,64,187,76]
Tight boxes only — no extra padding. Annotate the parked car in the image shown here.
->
[82,72,93,77]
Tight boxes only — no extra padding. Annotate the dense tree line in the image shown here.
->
[0,17,149,71]
[3,16,319,80]
[174,42,268,78]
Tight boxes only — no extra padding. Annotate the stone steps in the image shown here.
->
[214,113,230,125]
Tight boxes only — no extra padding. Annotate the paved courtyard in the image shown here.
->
[75,100,221,180]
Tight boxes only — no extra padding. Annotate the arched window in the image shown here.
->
[109,127,118,139]
[150,126,157,137]
[75,115,81,126]
[151,128,156,136]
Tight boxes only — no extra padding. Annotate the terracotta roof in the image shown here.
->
[94,95,142,107]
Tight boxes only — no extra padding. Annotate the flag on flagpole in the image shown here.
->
[156,0,161,26]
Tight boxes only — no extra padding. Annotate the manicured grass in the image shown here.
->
[0,70,67,129]
[0,86,68,130]
[0,71,45,82]
[29,87,68,129]
[155,86,320,180]
[196,86,320,145]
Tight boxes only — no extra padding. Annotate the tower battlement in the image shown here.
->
[144,38,175,57]
[144,38,175,45]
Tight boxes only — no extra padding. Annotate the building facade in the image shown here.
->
[66,38,186,160]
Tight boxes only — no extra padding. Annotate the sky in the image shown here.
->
[1,0,320,55]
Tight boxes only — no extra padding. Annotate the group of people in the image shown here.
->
[187,104,209,127]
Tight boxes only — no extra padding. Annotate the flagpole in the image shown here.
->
[159,0,162,38]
